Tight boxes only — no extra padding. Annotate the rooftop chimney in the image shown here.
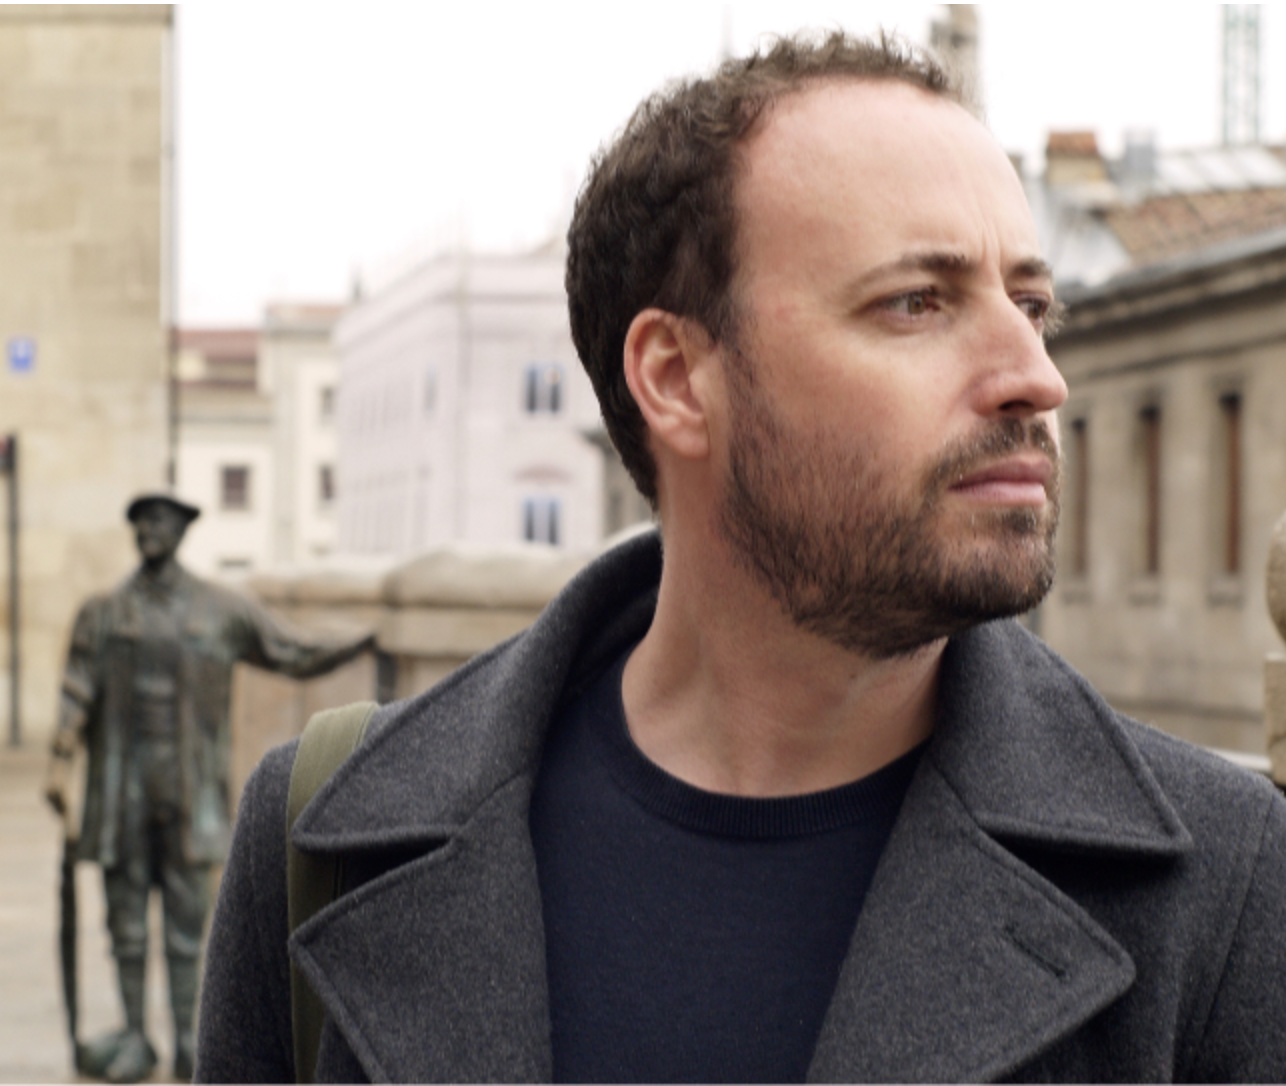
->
[1044,130,1108,187]
[1117,128,1157,199]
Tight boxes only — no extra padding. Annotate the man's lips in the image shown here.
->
[947,455,1054,506]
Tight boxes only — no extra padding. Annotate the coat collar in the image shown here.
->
[930,619,1191,856]
[291,531,662,854]
[290,533,1192,1082]
[288,532,662,1081]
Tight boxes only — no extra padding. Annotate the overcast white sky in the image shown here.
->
[176,3,1286,326]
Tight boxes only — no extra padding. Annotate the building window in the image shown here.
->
[524,363,564,415]
[522,496,561,545]
[1068,417,1089,577]
[1138,405,1161,576]
[220,465,250,511]
[1218,392,1242,576]
[319,385,336,423]
[318,464,335,507]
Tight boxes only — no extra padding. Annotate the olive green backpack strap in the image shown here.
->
[286,700,379,1085]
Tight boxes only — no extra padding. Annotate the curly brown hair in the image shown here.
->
[565,29,962,506]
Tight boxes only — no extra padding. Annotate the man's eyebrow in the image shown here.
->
[1009,256,1054,282]
[850,251,974,290]
[843,251,1056,299]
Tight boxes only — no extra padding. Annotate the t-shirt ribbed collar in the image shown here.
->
[588,649,926,840]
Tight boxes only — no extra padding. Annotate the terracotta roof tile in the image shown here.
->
[1104,188,1286,265]
[177,327,258,363]
[1047,131,1100,157]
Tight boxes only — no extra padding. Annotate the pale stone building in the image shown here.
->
[175,306,341,578]
[174,327,274,575]
[335,244,604,557]
[0,6,172,739]
[1045,226,1286,756]
[259,303,342,567]
[1032,133,1286,756]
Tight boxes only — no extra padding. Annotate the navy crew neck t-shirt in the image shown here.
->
[529,648,925,1083]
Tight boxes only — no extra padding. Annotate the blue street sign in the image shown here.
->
[7,337,35,374]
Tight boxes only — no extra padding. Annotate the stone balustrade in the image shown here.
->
[228,543,590,807]
[227,515,1286,808]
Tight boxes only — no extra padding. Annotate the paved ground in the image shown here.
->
[1,741,183,1084]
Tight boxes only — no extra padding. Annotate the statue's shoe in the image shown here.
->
[78,1028,130,1078]
[104,1030,158,1084]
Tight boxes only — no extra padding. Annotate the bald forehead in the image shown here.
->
[731,79,1041,289]
[741,78,1015,200]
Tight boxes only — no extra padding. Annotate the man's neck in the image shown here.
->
[621,532,942,798]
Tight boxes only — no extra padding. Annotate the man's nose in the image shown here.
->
[972,296,1068,418]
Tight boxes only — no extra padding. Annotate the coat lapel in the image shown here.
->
[286,532,664,1081]
[811,621,1193,1082]
[290,773,551,1082]
[809,761,1136,1082]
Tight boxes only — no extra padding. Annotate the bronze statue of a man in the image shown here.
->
[44,494,374,1083]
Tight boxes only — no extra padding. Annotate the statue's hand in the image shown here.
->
[44,756,69,817]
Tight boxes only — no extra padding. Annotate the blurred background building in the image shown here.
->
[0,5,173,741]
[1031,128,1286,754]
[175,304,341,577]
[1020,5,1285,752]
[175,325,271,574]
[261,304,342,568]
[333,243,609,559]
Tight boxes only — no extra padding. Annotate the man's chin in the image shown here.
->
[939,543,1056,619]
[861,532,1058,658]
[941,497,1055,536]
[941,505,1059,591]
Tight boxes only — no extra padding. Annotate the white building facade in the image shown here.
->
[335,245,603,557]
[175,327,275,576]
[259,304,342,566]
[175,306,342,577]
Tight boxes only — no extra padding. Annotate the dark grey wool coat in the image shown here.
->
[195,531,1286,1083]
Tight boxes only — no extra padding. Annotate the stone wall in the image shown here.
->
[1043,231,1286,754]
[0,6,172,742]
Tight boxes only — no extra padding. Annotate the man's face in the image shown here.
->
[133,504,189,564]
[712,80,1068,658]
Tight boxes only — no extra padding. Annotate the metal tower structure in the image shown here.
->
[1222,6,1262,146]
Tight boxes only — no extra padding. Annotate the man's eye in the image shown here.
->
[1013,297,1054,326]
[884,290,936,316]
[1015,294,1066,339]
[1016,296,1048,322]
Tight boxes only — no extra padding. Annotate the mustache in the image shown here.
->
[927,417,1060,495]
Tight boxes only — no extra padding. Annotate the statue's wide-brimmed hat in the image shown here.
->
[125,493,201,525]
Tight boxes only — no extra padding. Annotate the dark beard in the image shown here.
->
[717,376,1061,660]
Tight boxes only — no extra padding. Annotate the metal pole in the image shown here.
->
[7,434,19,747]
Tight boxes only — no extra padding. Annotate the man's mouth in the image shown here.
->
[947,455,1053,506]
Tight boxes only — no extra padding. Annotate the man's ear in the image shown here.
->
[623,308,715,462]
